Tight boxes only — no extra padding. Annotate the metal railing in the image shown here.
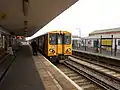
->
[72,37,120,58]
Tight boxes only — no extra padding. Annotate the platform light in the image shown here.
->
[23,0,29,16]
[24,20,28,26]
[24,28,28,36]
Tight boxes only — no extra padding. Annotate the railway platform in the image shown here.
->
[73,49,120,67]
[0,45,80,90]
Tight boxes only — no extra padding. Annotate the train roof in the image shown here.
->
[89,27,120,36]
[40,30,71,35]
[35,30,71,38]
[48,30,71,33]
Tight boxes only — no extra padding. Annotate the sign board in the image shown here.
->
[101,39,112,46]
[17,36,24,39]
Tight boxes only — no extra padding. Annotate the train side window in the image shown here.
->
[49,33,56,45]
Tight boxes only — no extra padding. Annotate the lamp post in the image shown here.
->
[23,0,29,16]
[76,28,81,49]
[24,20,28,37]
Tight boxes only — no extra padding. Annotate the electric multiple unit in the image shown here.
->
[37,31,72,62]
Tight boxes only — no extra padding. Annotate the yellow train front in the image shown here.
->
[38,31,72,63]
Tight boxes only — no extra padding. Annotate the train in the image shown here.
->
[36,31,72,63]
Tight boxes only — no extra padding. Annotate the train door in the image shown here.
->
[56,33,64,55]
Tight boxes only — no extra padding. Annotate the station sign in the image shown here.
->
[101,39,112,46]
[17,36,24,39]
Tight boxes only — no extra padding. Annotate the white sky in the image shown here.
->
[26,0,120,40]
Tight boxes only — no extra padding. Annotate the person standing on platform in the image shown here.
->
[31,40,38,56]
[7,45,16,57]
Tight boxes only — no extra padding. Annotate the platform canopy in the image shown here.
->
[0,0,78,36]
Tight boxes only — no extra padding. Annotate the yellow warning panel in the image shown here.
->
[102,39,112,46]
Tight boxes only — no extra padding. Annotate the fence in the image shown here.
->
[72,37,120,58]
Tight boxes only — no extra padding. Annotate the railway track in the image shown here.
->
[72,55,120,74]
[72,55,120,72]
[57,64,105,90]
[64,56,120,90]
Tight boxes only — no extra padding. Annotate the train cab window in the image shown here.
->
[64,34,71,44]
[49,33,56,44]
[57,34,63,44]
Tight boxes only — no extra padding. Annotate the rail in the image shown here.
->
[64,57,120,90]
[57,64,105,90]
[64,60,117,90]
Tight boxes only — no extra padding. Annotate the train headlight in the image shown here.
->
[66,48,71,52]
[49,49,55,53]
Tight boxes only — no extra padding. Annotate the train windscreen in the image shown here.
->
[64,34,71,44]
[49,33,56,45]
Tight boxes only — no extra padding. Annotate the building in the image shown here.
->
[89,27,120,38]
[88,27,120,50]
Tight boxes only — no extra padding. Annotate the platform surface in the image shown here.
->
[73,49,120,61]
[33,54,81,90]
[0,45,45,90]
